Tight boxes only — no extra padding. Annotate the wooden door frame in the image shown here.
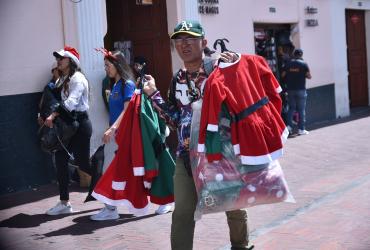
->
[345,9,369,107]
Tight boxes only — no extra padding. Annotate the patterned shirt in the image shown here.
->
[150,65,208,155]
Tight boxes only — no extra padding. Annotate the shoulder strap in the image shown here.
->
[121,79,130,98]
[169,58,215,104]
[203,57,216,76]
[168,69,181,106]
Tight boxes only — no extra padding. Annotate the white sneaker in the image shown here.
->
[287,125,293,134]
[298,129,309,135]
[46,201,73,215]
[155,204,172,215]
[90,207,119,221]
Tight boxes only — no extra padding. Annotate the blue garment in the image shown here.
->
[287,89,307,130]
[108,79,135,125]
[283,59,310,90]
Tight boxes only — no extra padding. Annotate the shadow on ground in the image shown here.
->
[41,213,159,237]
[0,183,88,210]
[0,209,100,229]
[0,209,162,237]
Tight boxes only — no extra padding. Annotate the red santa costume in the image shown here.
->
[92,89,150,215]
[198,54,289,165]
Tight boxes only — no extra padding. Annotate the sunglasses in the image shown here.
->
[173,37,202,45]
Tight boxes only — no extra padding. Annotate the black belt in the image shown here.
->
[230,97,269,123]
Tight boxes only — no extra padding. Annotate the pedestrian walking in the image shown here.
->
[282,48,312,135]
[142,20,254,250]
[45,46,92,215]
[90,50,172,221]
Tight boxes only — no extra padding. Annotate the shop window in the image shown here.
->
[253,23,294,86]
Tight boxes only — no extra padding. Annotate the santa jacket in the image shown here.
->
[92,90,149,215]
[140,94,175,205]
[198,54,288,165]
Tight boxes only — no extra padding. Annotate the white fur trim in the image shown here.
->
[218,53,242,68]
[144,181,152,189]
[281,127,289,144]
[276,86,283,93]
[233,144,240,155]
[54,49,80,66]
[198,144,205,152]
[64,51,80,66]
[133,167,145,176]
[134,89,142,94]
[207,124,219,132]
[91,191,150,216]
[240,148,283,165]
[112,181,126,190]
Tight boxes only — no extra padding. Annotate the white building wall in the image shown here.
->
[0,0,109,152]
[330,0,350,118]
[173,0,370,119]
[199,1,299,55]
[197,0,334,89]
[329,0,370,117]
[298,0,334,89]
[0,0,64,96]
[74,0,108,152]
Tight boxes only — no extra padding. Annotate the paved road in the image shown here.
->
[1,114,369,250]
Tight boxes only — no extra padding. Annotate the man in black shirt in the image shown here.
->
[282,49,312,135]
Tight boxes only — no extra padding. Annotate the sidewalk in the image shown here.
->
[1,113,370,250]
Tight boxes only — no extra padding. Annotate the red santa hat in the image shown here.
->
[53,46,80,66]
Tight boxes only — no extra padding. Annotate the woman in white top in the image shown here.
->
[44,46,92,215]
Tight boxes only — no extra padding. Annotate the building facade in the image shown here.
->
[1,0,369,193]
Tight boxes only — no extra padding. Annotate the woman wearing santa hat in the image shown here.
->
[44,46,92,216]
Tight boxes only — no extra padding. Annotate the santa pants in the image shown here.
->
[171,158,250,250]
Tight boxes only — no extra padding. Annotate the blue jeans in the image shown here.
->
[287,89,307,130]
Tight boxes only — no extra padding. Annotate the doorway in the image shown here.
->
[104,0,177,151]
[104,0,173,94]
[254,23,294,85]
[346,9,369,107]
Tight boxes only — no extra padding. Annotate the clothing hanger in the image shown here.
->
[137,62,147,90]
[213,38,238,64]
[213,38,230,53]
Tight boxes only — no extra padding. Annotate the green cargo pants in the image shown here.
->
[171,158,249,250]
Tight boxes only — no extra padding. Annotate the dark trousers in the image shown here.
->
[171,158,249,250]
[55,117,92,200]
[287,89,307,130]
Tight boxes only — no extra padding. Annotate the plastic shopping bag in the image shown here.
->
[190,100,294,220]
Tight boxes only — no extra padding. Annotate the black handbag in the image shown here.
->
[39,117,79,154]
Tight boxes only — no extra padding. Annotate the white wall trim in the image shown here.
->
[74,0,108,153]
[61,0,79,49]
[331,0,350,118]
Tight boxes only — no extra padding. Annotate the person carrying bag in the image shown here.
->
[43,46,92,216]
